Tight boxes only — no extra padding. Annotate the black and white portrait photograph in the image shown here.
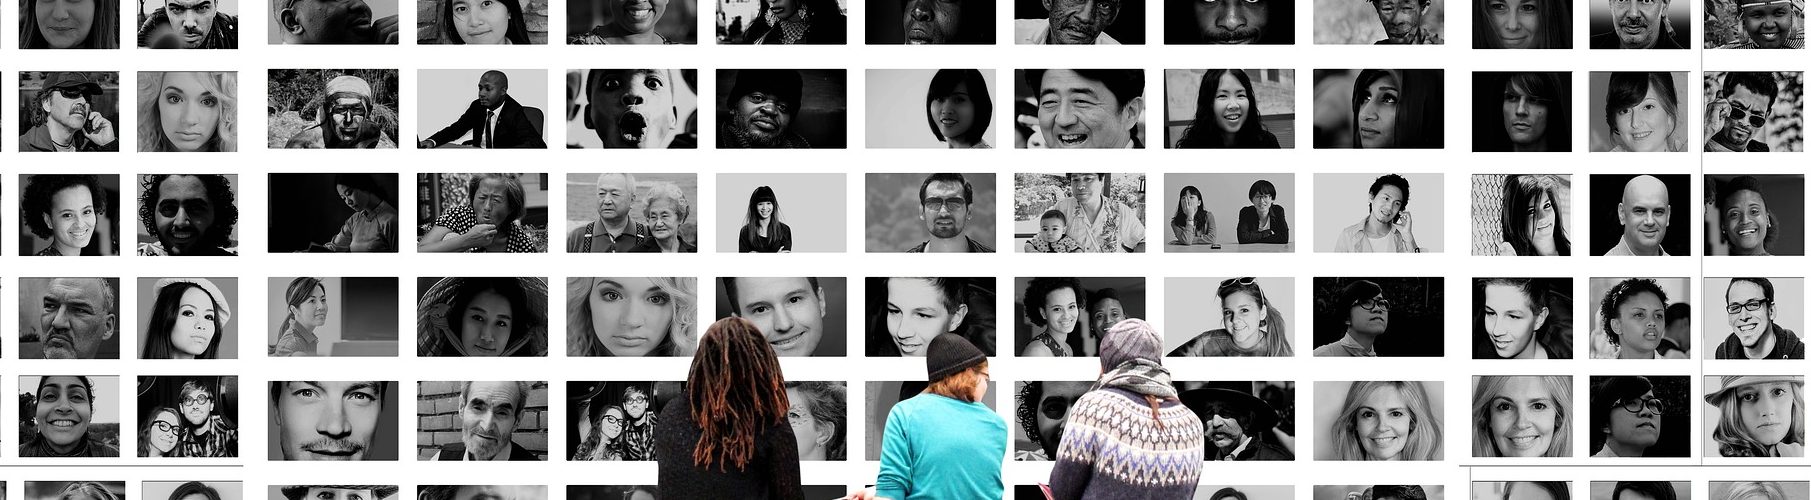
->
[1704,72,1805,152]
[1704,277,1805,359]
[416,277,549,357]
[1709,484,1810,500]
[567,278,697,356]
[19,278,123,359]
[419,487,546,500]
[1012,0,1140,43]
[1167,277,1295,357]
[866,0,992,43]
[417,69,548,148]
[1013,276,1146,357]
[417,0,546,43]
[1312,381,1445,460]
[19,174,120,256]
[1589,278,1691,359]
[136,72,237,152]
[866,173,996,253]
[26,483,125,500]
[1167,0,1291,43]
[137,0,239,47]
[1588,377,1690,457]
[1707,175,1804,256]
[20,376,123,457]
[569,0,696,43]
[1316,173,1444,253]
[568,381,670,461]
[417,173,548,253]
[565,173,699,253]
[1473,174,1571,256]
[268,0,400,43]
[1013,380,1091,461]
[1312,277,1445,357]
[718,0,845,43]
[865,69,996,149]
[21,0,122,48]
[1589,0,1688,48]
[1178,381,1297,461]
[865,277,996,357]
[1708,0,1803,47]
[268,277,400,357]
[138,277,237,359]
[1473,72,1571,152]
[1314,0,1444,43]
[1473,278,1573,359]
[136,376,238,457]
[1588,72,1689,151]
[714,277,848,356]
[1703,376,1805,457]
[417,381,549,460]
[1589,174,1687,256]
[268,380,400,460]
[866,379,996,460]
[564,69,698,148]
[1471,377,1574,457]
[1311,70,1444,148]
[145,482,240,500]
[1013,173,1147,253]
[1166,69,1294,149]
[1473,0,1572,47]
[717,173,846,253]
[1472,483,1572,500]
[137,174,238,256]
[269,69,401,149]
[269,486,395,500]
[786,381,847,460]
[716,69,847,148]
[18,72,122,151]
[268,173,400,253]
[1164,173,1293,252]
[1186,486,1295,500]
[1014,69,1145,148]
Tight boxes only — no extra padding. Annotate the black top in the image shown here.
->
[739,221,794,253]
[655,397,804,500]
[1236,205,1290,244]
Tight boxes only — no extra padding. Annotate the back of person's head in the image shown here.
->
[686,317,788,470]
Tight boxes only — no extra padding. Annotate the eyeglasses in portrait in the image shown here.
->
[1014,277,1146,357]
[568,278,698,356]
[1472,482,1572,500]
[418,486,546,500]
[1588,174,1688,256]
[566,173,700,253]
[26,483,125,500]
[718,0,846,43]
[1704,277,1806,360]
[1311,277,1444,357]
[268,277,399,357]
[569,0,697,44]
[1704,72,1804,152]
[19,278,123,359]
[1472,72,1572,152]
[866,277,996,356]
[1587,377,1690,457]
[417,0,545,43]
[867,173,996,252]
[565,70,698,148]
[1013,173,1147,253]
[1167,277,1294,357]
[1588,72,1689,152]
[136,376,238,457]
[1473,279,1573,359]
[1474,0,1573,47]
[867,0,992,43]
[19,174,121,256]
[267,381,400,460]
[1311,69,1444,148]
[716,69,847,148]
[1589,483,1690,500]
[1014,69,1146,148]
[1470,376,1574,457]
[1472,174,1571,256]
[139,278,237,359]
[866,380,996,459]
[417,69,549,149]
[1314,0,1444,43]
[1316,173,1444,253]
[1589,0,1688,48]
[1707,0,1804,48]
[417,173,548,253]
[144,482,240,500]
[717,173,847,253]
[1702,376,1806,458]
[418,381,548,460]
[1312,381,1444,460]
[19,376,124,457]
[866,69,996,149]
[137,174,239,256]
[268,486,398,500]
[1164,173,1294,252]
[1012,0,1141,43]
[1166,69,1294,149]
[137,0,240,48]
[714,277,848,356]
[1167,0,1292,43]
[268,173,401,253]
[269,69,401,149]
[416,277,549,357]
[1706,175,1804,256]
[1315,485,1445,500]
[268,0,401,43]
[568,381,674,460]
[18,72,123,151]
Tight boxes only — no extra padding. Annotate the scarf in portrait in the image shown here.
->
[756,4,812,44]
[1094,358,1177,401]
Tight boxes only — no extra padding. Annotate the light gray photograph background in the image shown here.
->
[865,69,999,149]
[716,173,847,253]
[1310,381,1447,461]
[416,69,550,147]
[136,277,241,359]
[1313,173,1446,253]
[1701,277,1805,354]
[1164,277,1296,353]
[1165,173,1296,245]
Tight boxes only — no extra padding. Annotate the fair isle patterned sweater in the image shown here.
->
[1049,387,1205,500]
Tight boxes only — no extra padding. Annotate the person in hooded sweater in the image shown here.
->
[1048,318,1204,500]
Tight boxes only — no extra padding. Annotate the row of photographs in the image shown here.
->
[10,0,1804,48]
[6,377,1804,461]
[0,172,1795,256]
[5,484,1803,500]
[4,275,1808,360]
[5,69,1806,151]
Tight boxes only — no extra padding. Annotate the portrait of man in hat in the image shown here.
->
[1180,381,1294,460]
[20,72,120,152]
[283,74,400,149]
[718,69,812,148]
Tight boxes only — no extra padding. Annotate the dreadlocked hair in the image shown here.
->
[688,317,791,471]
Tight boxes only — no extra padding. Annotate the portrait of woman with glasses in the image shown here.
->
[1589,375,1689,457]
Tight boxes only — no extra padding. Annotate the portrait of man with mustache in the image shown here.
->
[270,381,394,460]
[137,0,239,48]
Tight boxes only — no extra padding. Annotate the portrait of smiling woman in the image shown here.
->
[421,0,541,43]
[1472,0,1570,48]
[1472,278,1572,359]
[1171,69,1286,149]
[1590,71,1689,152]
[1316,380,1444,461]
[1472,375,1573,457]
[137,71,237,152]
[20,174,118,256]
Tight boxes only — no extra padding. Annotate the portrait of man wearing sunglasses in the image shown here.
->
[1706,72,1782,152]
[1315,280,1391,357]
[1714,277,1806,359]
[21,72,121,152]
[138,174,238,256]
[907,173,993,253]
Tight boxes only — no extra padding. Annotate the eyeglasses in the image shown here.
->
[1727,299,1772,314]
[625,395,648,404]
[1354,297,1391,311]
[1219,277,1258,288]
[600,415,623,426]
[151,421,176,432]
[1729,101,1769,128]
[922,197,968,212]
[1616,397,1664,415]
[181,394,213,406]
[53,87,89,100]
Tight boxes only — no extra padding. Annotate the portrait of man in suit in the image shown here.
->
[419,70,547,149]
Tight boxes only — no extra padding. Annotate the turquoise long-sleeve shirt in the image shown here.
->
[876,393,1007,500]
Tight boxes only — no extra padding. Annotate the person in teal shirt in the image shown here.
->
[852,334,1006,500]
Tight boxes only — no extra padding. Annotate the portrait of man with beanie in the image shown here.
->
[718,69,816,148]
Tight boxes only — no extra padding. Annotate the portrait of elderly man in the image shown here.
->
[137,174,238,256]
[1591,0,1685,48]
[1368,0,1443,44]
[271,0,401,43]
[20,72,121,152]
[567,173,651,253]
[279,73,400,149]
[270,381,394,460]
[1014,0,1129,43]
[280,486,400,500]
[22,278,120,359]
[576,69,697,149]
[420,70,547,149]
[1713,0,1803,48]
[1019,69,1145,149]
[717,69,813,148]
[429,381,542,461]
[1704,72,1784,152]
[137,0,239,48]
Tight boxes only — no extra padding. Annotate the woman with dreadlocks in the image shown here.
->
[656,317,804,499]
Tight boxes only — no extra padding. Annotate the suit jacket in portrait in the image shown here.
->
[427,95,546,149]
